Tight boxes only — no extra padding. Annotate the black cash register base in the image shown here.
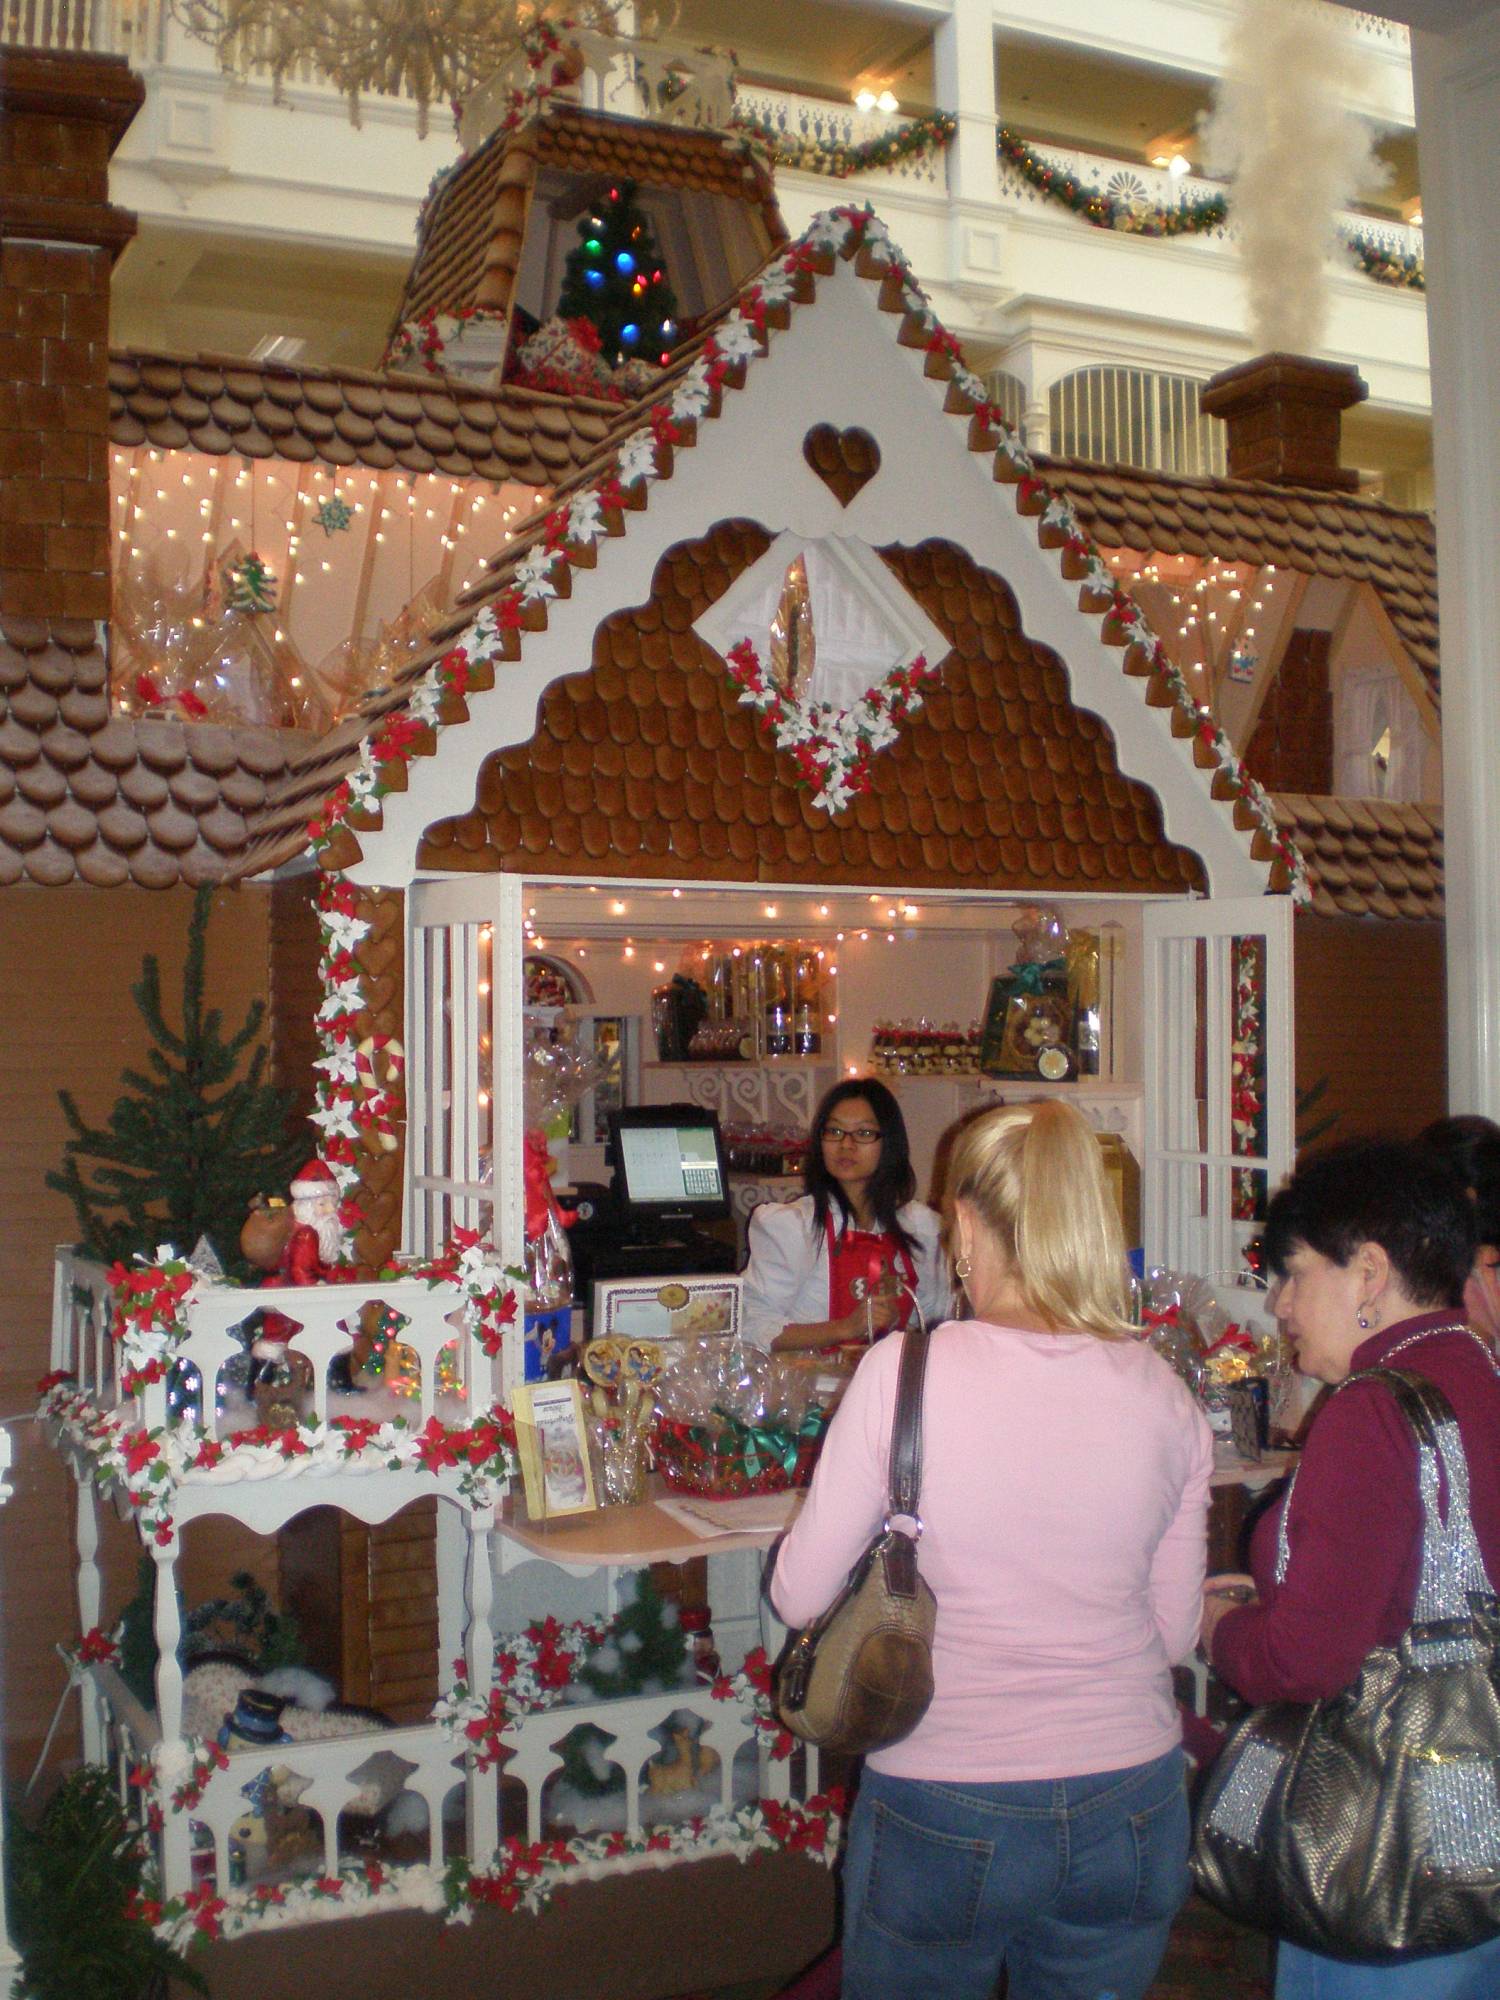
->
[565,1103,739,1294]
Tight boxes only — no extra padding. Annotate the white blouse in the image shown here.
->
[740,1194,951,1351]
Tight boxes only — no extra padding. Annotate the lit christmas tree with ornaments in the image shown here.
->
[556,181,679,366]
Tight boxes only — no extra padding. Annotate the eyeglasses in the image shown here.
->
[824,1124,881,1146]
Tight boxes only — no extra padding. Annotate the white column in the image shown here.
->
[0,1433,21,1995]
[1413,8,1500,1115]
[933,1,998,204]
[933,0,1002,289]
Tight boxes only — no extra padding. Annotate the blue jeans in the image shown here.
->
[1277,1935,1500,1999]
[840,1748,1190,2000]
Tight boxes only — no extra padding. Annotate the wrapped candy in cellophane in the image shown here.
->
[652,1338,830,1498]
[1139,1268,1282,1455]
[519,1018,610,1307]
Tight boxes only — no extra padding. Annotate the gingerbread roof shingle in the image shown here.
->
[0,619,306,887]
[414,526,1206,890]
[108,350,622,485]
[396,103,786,332]
[1039,456,1440,698]
[1270,792,1443,922]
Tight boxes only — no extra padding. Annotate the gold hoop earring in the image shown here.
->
[954,1253,973,1285]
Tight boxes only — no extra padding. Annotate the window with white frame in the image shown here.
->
[1334,661,1425,802]
[1049,367,1227,477]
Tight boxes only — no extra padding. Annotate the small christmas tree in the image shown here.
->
[47,887,308,1276]
[555,180,679,366]
[577,1570,689,1700]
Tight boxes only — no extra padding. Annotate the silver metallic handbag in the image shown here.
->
[773,1318,936,1757]
[1192,1369,1500,1960]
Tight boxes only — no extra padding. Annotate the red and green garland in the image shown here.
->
[998,126,1423,291]
[732,109,955,180]
[724,638,937,814]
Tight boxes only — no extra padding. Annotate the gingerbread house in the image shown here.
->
[0,42,1451,1986]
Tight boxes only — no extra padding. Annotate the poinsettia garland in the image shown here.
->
[382,306,507,377]
[129,1738,230,1820]
[709,1644,794,1761]
[1231,932,1267,1221]
[140,1790,843,1946]
[387,1226,523,1359]
[433,1616,612,1770]
[447,1792,845,1917]
[724,639,937,813]
[304,202,1303,897]
[41,1371,518,1544]
[107,1250,199,1394]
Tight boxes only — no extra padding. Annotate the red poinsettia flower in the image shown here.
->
[120,1432,160,1476]
[414,1416,461,1472]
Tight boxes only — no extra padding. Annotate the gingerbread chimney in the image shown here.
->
[0,49,143,625]
[1200,353,1367,494]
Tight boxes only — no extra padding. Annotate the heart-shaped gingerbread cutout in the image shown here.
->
[802,424,881,507]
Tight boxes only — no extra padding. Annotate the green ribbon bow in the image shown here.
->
[703,1404,827,1479]
[1010,955,1066,996]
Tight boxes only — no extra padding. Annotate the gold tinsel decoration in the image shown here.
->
[169,0,623,137]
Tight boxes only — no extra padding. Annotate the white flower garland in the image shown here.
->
[41,1379,517,1544]
[146,1793,843,1946]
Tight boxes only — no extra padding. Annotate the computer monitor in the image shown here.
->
[607,1104,731,1226]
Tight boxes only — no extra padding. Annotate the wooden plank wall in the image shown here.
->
[1293,913,1447,1150]
[0,881,285,1780]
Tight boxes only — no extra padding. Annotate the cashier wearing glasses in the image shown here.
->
[742,1078,949,1352]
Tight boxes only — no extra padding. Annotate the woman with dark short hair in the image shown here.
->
[1201,1139,1500,1999]
[741,1077,948,1352]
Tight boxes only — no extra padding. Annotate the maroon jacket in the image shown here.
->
[1211,1312,1500,1705]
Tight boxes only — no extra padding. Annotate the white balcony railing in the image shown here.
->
[731,84,947,190]
[997,134,1423,269]
[3,0,163,66]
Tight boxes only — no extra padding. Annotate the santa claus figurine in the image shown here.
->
[267,1158,345,1286]
[241,1159,350,1397]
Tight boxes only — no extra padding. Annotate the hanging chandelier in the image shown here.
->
[169,0,624,137]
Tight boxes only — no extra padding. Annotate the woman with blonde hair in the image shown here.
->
[772,1100,1213,2000]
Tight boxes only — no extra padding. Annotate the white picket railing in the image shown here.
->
[49,1249,502,1441]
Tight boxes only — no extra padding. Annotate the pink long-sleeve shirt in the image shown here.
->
[771,1319,1214,1782]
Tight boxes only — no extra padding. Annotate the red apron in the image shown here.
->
[823,1214,919,1345]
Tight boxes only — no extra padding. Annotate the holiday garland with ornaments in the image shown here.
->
[730,108,957,182]
[428,26,1417,296]
[301,203,1307,903]
[997,127,1423,291]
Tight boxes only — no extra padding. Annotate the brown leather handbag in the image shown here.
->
[773,1320,937,1758]
[1193,1369,1500,1959]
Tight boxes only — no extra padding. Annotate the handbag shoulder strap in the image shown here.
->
[1273,1365,1495,1614]
[1363,1366,1496,1620]
[887,1317,931,1525]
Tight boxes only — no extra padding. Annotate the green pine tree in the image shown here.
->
[7,1764,206,1999]
[46,887,308,1278]
[577,1571,689,1701]
[555,180,679,365]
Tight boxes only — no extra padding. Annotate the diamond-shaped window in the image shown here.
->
[693,533,950,712]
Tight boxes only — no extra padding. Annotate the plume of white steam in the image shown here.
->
[1201,0,1388,355]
